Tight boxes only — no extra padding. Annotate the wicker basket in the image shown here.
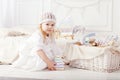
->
[69,52,120,73]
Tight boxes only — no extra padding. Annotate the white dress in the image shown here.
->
[12,30,62,71]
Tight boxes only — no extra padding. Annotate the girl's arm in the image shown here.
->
[37,50,56,70]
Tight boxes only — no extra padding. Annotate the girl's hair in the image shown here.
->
[39,24,55,43]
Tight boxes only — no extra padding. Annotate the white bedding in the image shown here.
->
[0,27,33,63]
[0,65,120,80]
[0,36,29,63]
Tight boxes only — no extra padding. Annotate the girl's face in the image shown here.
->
[41,21,55,34]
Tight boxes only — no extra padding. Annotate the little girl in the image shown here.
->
[12,12,62,71]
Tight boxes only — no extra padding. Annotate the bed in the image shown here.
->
[0,27,120,79]
[0,65,120,80]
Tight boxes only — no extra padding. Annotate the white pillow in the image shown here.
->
[0,26,38,37]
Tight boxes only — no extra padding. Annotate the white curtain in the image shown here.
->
[0,0,16,27]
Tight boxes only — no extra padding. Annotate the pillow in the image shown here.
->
[0,27,37,37]
[7,31,28,37]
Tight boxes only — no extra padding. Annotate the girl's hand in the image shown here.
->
[47,60,56,71]
[37,50,56,70]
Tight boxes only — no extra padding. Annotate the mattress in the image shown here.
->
[0,65,120,80]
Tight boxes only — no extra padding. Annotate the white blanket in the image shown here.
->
[63,43,120,61]
[0,27,36,63]
[0,36,28,63]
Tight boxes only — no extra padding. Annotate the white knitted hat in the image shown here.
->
[40,12,56,24]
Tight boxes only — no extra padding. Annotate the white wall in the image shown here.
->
[15,0,42,25]
[113,0,120,34]
[15,0,120,34]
